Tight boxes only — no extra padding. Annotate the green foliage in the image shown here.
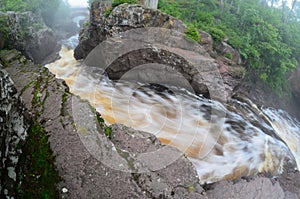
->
[0,15,9,48]
[158,0,300,94]
[185,23,200,42]
[105,127,112,138]
[17,122,60,199]
[207,27,225,42]
[0,0,26,12]
[0,0,70,28]
[105,7,113,17]
[158,0,181,18]
[224,52,233,60]
[83,20,90,27]
[112,0,139,7]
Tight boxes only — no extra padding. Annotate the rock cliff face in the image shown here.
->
[0,11,59,64]
[74,3,186,60]
[234,69,300,121]
[0,65,29,199]
[290,66,300,99]
[76,3,244,101]
[290,66,300,119]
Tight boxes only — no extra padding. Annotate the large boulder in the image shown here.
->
[199,30,214,56]
[84,27,229,101]
[76,3,245,101]
[215,41,242,65]
[0,11,59,64]
[74,3,186,60]
[0,65,29,199]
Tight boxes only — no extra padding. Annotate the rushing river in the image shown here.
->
[45,41,300,184]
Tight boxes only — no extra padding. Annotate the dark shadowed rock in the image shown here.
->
[277,171,300,198]
[234,71,300,121]
[0,11,59,64]
[0,33,5,50]
[290,66,300,100]
[0,65,29,199]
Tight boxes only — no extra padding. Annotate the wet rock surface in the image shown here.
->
[206,173,300,199]
[1,43,300,199]
[78,3,244,101]
[2,50,206,198]
[0,64,29,199]
[234,73,300,121]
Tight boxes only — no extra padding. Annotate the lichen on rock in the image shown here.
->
[0,65,29,199]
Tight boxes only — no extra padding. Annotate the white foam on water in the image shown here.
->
[45,47,300,184]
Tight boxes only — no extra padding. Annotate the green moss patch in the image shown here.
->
[17,121,61,199]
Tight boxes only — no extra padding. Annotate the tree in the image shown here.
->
[158,0,300,94]
[0,0,70,28]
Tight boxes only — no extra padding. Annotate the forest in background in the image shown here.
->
[158,0,300,95]
[0,0,70,27]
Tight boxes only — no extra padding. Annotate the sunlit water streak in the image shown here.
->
[45,46,300,184]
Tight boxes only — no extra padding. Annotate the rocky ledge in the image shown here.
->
[76,3,245,101]
[0,63,29,199]
[0,11,59,64]
[1,50,205,198]
[1,47,300,199]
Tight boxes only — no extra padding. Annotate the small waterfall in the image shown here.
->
[262,107,300,169]
[72,15,86,28]
[45,42,300,184]
[60,34,79,49]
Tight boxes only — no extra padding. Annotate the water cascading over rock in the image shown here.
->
[76,3,244,101]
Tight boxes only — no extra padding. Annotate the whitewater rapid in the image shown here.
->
[45,47,300,184]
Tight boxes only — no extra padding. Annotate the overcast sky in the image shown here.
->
[66,0,295,9]
[67,0,88,7]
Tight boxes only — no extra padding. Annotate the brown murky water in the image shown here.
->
[46,47,300,184]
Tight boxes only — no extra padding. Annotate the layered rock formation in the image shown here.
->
[74,3,186,60]
[76,3,244,101]
[0,11,59,64]
[0,64,29,199]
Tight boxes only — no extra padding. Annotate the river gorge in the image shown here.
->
[1,1,300,198]
[46,43,300,184]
